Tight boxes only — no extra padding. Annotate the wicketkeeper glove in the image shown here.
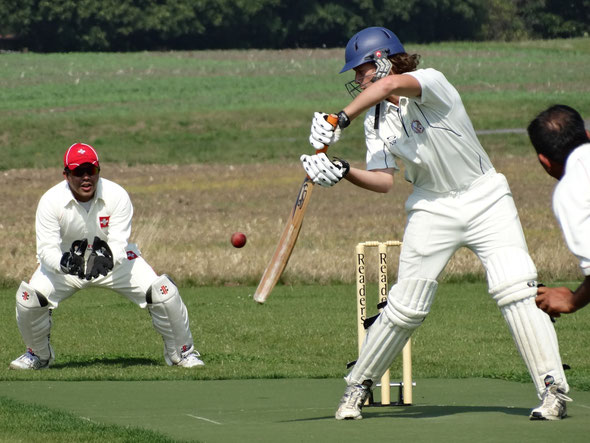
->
[300,153,350,187]
[85,236,114,280]
[60,239,88,278]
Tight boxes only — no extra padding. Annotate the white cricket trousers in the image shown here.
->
[348,170,569,396]
[399,169,527,279]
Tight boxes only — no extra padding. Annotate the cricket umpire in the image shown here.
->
[10,143,204,370]
[528,105,590,316]
[301,27,570,420]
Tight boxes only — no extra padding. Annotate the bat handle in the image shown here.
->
[317,114,340,154]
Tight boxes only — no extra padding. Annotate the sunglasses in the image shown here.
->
[70,165,100,177]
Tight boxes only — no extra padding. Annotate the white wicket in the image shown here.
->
[355,240,413,405]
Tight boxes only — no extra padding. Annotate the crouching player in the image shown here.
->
[10,143,204,370]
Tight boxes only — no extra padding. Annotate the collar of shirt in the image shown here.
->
[60,178,105,207]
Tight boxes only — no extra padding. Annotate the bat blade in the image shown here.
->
[254,113,338,304]
[253,177,315,303]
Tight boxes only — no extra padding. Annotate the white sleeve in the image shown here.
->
[105,186,133,266]
[553,150,590,275]
[364,107,399,171]
[36,193,64,273]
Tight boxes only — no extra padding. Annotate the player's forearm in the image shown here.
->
[106,205,133,265]
[37,247,63,273]
[343,74,421,121]
[36,212,65,273]
[572,275,590,311]
[345,167,394,193]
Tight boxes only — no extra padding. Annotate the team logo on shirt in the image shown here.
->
[126,251,138,260]
[411,120,425,134]
[99,216,110,228]
[387,135,397,146]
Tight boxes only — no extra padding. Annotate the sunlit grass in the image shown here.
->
[1,39,589,170]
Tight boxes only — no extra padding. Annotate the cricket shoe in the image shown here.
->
[335,381,372,420]
[9,346,54,370]
[530,380,572,420]
[165,346,205,368]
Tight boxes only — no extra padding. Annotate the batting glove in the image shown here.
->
[85,236,114,280]
[60,239,88,278]
[300,153,349,187]
[309,112,341,150]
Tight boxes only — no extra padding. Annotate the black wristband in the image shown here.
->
[332,157,350,177]
[337,110,351,129]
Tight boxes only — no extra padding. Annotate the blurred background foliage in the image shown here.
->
[0,0,588,52]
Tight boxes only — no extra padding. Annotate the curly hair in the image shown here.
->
[389,53,421,74]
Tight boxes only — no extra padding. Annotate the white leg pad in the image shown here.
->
[147,275,194,365]
[486,247,538,308]
[347,278,438,385]
[15,282,52,361]
[501,298,569,396]
[486,248,568,396]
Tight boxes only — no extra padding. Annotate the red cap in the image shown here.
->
[63,143,100,170]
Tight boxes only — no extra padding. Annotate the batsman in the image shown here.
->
[301,27,571,420]
[10,143,204,370]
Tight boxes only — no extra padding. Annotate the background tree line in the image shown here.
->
[0,0,588,52]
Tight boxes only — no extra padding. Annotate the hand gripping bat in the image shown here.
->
[253,114,339,303]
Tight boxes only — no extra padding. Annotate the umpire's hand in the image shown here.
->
[60,239,88,278]
[85,236,114,280]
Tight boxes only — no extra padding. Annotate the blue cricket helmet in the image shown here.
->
[340,27,405,73]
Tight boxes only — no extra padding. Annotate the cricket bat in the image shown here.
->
[253,114,339,303]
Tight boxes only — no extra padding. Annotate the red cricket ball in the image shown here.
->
[231,232,247,248]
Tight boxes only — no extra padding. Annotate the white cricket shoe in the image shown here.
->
[530,383,572,420]
[165,346,205,368]
[176,351,205,368]
[335,383,372,420]
[9,347,54,370]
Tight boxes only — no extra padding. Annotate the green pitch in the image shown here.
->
[2,378,590,443]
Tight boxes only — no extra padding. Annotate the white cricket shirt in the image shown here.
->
[364,68,493,193]
[552,143,590,276]
[36,177,133,273]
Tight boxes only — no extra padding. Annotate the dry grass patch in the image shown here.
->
[0,156,578,287]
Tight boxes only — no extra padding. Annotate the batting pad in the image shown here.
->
[347,278,438,385]
[501,297,569,396]
[147,275,194,365]
[486,247,538,307]
[15,281,52,361]
[486,248,568,396]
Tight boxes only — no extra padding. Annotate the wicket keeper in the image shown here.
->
[10,143,204,370]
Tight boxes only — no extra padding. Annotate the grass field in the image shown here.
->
[1,283,590,442]
[1,39,590,441]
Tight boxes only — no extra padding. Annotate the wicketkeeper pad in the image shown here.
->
[347,278,437,385]
[15,281,52,361]
[146,275,194,365]
[486,247,569,396]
